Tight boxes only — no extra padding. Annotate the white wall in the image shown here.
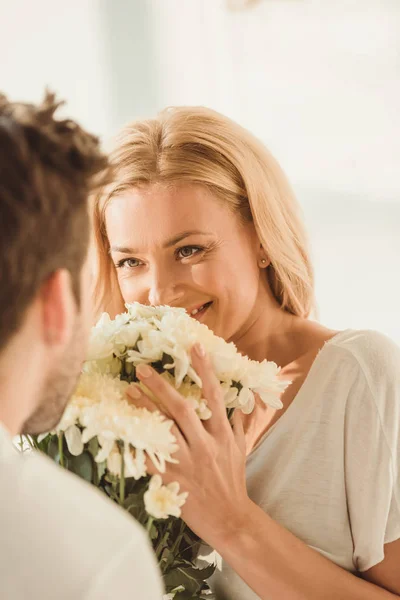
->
[148,0,400,201]
[0,0,112,136]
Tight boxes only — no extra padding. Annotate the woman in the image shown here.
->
[92,107,400,599]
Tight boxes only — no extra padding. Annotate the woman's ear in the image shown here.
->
[258,244,270,268]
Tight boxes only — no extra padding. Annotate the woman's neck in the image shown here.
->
[230,286,303,368]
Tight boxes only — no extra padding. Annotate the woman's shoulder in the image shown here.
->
[328,328,400,370]
[326,328,400,402]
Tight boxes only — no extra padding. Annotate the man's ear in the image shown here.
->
[39,269,76,347]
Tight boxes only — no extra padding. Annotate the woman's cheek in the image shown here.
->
[190,262,221,290]
[118,275,140,302]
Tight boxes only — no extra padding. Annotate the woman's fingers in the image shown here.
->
[126,384,159,413]
[231,407,246,454]
[134,365,206,445]
[132,344,233,446]
[190,344,231,436]
[125,383,187,458]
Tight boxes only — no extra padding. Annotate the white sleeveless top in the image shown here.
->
[200,329,400,600]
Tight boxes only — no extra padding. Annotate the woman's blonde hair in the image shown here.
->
[92,106,315,319]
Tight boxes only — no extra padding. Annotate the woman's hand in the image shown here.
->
[126,343,251,547]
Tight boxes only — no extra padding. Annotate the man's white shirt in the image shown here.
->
[0,423,164,599]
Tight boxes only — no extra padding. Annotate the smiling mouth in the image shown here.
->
[189,302,213,320]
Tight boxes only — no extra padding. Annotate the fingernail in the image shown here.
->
[193,343,206,357]
[129,384,142,399]
[136,363,153,378]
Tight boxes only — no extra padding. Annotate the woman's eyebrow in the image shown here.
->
[109,230,213,254]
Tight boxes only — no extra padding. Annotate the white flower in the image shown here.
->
[113,322,141,350]
[237,387,255,414]
[106,444,122,476]
[57,372,178,476]
[122,445,147,479]
[119,303,288,415]
[55,386,98,455]
[64,425,84,456]
[127,303,173,320]
[105,443,147,479]
[222,384,239,408]
[14,436,32,453]
[55,301,289,485]
[144,474,188,519]
[176,379,212,419]
[163,587,185,600]
[87,312,131,362]
[83,355,122,377]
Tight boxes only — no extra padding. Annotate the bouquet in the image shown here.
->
[23,303,288,599]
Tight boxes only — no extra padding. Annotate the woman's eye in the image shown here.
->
[176,246,203,259]
[116,258,142,269]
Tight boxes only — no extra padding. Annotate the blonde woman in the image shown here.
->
[92,107,400,600]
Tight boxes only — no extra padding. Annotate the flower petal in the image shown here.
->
[64,425,84,456]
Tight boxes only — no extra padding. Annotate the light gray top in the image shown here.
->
[202,329,400,599]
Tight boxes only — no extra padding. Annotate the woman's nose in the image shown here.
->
[147,269,184,307]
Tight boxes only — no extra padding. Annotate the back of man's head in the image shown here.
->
[0,91,107,351]
[0,92,110,434]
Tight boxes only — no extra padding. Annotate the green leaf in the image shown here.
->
[231,380,243,393]
[125,475,149,496]
[173,590,194,600]
[47,435,61,462]
[123,492,144,509]
[180,533,202,562]
[39,435,52,453]
[124,361,134,376]
[175,564,215,581]
[199,590,217,600]
[87,437,99,457]
[95,460,107,485]
[120,361,136,383]
[164,562,215,596]
[149,524,159,541]
[152,353,174,374]
[174,592,203,600]
[68,452,94,483]
[122,492,148,524]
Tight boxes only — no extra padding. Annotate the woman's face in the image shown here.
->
[106,183,266,342]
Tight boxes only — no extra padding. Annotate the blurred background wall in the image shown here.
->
[1,0,399,341]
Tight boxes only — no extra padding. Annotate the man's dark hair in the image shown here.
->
[0,91,109,350]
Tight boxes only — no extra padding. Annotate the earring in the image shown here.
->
[259,258,268,267]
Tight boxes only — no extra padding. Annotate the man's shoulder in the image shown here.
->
[7,444,142,538]
[1,436,153,597]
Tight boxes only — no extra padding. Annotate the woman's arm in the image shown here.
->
[130,345,400,600]
[213,496,400,600]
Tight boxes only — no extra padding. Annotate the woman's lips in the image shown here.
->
[188,301,212,321]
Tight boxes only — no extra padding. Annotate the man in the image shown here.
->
[0,92,163,599]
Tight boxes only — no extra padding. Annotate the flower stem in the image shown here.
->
[30,436,40,450]
[146,516,154,533]
[26,436,35,450]
[170,519,186,557]
[119,448,125,505]
[58,433,64,467]
[156,528,170,560]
